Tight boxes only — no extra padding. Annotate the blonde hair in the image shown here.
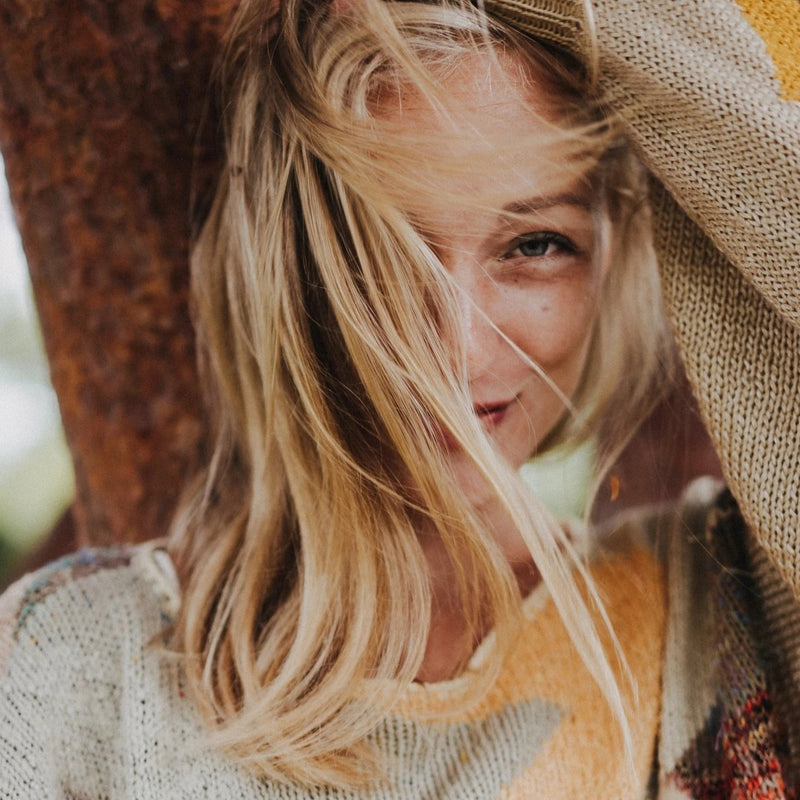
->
[170,0,671,788]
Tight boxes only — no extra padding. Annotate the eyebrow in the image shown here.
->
[501,193,593,216]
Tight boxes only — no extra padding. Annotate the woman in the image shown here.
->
[1,1,798,797]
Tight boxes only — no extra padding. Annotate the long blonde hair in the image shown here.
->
[170,0,670,787]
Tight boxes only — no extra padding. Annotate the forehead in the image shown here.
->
[378,49,560,139]
[374,50,590,223]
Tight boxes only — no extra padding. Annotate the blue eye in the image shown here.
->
[508,232,576,259]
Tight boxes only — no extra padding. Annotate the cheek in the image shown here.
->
[504,282,598,374]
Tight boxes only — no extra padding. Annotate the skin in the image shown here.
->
[383,52,608,680]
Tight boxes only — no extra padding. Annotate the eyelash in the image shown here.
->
[502,231,578,260]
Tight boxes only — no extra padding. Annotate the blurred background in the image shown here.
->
[0,156,75,587]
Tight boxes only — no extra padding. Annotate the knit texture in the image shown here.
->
[0,502,695,799]
[4,482,796,798]
[484,0,800,608]
[659,489,797,798]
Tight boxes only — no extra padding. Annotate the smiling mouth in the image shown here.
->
[473,401,512,428]
[437,400,515,451]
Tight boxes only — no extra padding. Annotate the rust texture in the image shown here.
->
[0,0,237,545]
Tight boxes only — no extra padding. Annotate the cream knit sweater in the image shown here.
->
[5,479,793,799]
[0,513,665,798]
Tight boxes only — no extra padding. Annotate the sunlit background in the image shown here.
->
[0,157,75,587]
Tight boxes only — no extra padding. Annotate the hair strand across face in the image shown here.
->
[170,0,670,787]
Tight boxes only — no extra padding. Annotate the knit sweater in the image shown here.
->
[1,479,796,798]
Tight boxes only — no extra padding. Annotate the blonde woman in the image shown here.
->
[1,1,799,798]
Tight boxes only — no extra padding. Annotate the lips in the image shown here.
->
[473,400,512,428]
[436,399,514,451]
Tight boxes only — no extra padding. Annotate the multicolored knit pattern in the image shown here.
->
[0,547,136,676]
[664,490,797,799]
[12,548,133,636]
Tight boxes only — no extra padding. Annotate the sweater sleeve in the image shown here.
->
[589,0,800,601]
[592,0,800,325]
[0,574,61,799]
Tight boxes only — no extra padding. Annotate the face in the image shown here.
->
[383,51,606,508]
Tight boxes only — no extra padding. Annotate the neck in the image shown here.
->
[415,530,539,683]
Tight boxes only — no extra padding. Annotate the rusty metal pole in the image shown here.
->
[0,1,235,546]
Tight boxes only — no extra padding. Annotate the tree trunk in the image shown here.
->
[0,0,235,546]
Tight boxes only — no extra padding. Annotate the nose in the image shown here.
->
[447,262,508,384]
